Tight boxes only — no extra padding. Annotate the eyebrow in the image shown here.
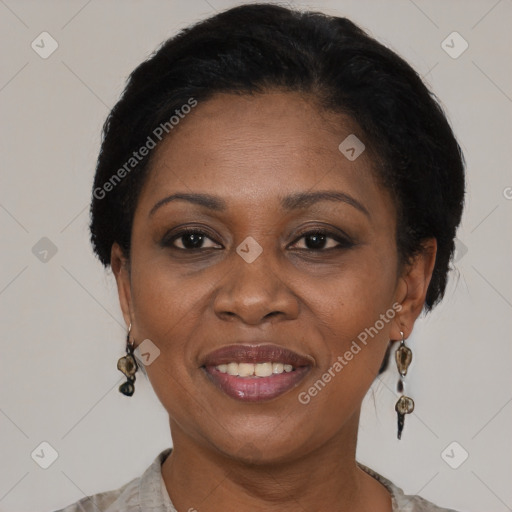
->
[149,193,226,217]
[149,190,370,219]
[280,191,370,218]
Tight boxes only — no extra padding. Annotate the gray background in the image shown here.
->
[0,0,511,511]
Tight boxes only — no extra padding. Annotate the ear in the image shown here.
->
[391,237,437,341]
[111,242,133,329]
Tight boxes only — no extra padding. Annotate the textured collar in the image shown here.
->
[138,447,175,511]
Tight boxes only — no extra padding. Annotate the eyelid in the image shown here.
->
[161,224,355,250]
[290,224,354,244]
[288,228,354,250]
[161,226,223,249]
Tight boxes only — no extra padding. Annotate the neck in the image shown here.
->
[161,410,392,512]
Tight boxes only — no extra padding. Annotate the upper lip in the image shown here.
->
[201,343,314,368]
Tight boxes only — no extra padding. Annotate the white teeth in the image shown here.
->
[227,362,238,376]
[272,363,284,374]
[238,363,254,377]
[215,361,295,377]
[255,362,273,377]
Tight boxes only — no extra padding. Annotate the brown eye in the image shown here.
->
[164,228,222,250]
[291,230,354,251]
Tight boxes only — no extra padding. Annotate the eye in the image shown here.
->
[164,228,222,250]
[290,230,353,251]
[162,227,353,252]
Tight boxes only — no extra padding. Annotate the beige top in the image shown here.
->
[52,448,461,512]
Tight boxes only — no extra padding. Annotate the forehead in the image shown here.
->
[138,91,392,220]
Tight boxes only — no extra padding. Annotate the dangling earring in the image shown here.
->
[117,323,138,396]
[394,330,414,439]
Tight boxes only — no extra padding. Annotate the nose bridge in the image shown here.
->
[213,238,298,324]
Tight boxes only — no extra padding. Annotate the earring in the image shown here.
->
[394,330,414,440]
[117,323,138,396]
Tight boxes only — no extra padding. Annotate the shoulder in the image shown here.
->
[398,493,462,512]
[51,476,139,512]
[357,462,462,512]
[51,448,173,512]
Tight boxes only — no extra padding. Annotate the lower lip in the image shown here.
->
[202,366,310,402]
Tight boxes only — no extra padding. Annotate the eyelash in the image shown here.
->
[163,227,354,251]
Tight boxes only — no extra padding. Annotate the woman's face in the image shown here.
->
[113,91,432,463]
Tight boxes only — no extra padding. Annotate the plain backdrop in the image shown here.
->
[0,1,511,511]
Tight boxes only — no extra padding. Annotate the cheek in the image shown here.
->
[130,239,212,324]
[301,245,397,389]
[308,243,397,331]
[128,263,205,419]
[127,255,210,378]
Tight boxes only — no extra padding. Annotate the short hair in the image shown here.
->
[90,3,465,321]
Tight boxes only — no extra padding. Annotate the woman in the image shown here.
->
[55,3,465,511]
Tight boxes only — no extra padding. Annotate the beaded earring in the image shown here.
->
[394,330,414,439]
[117,323,138,396]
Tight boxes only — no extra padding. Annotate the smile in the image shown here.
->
[200,343,313,402]
[203,365,310,402]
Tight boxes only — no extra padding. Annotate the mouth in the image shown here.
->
[200,343,313,402]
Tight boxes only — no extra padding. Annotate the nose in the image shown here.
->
[212,249,300,326]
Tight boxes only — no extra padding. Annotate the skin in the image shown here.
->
[111,91,437,512]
